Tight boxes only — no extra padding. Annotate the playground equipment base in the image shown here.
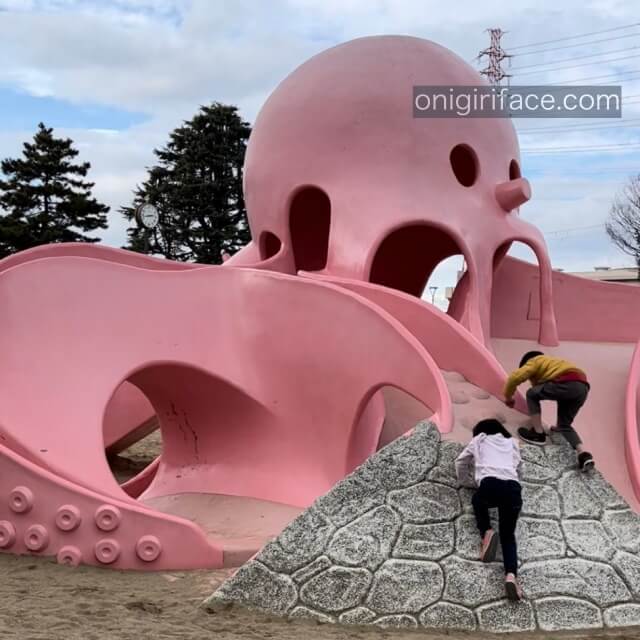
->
[206,422,640,634]
[143,494,301,568]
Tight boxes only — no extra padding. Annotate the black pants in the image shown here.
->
[526,380,589,449]
[472,477,522,575]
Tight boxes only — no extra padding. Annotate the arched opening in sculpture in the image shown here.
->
[346,384,435,471]
[103,381,159,487]
[104,363,272,498]
[493,239,545,326]
[421,255,466,312]
[369,224,465,300]
[376,387,433,449]
[128,363,269,476]
[494,239,540,277]
[289,186,331,272]
[103,363,297,564]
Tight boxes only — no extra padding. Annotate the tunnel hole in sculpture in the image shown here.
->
[289,186,331,271]
[376,387,433,450]
[259,231,282,260]
[104,381,161,486]
[105,365,266,495]
[369,224,465,301]
[114,363,268,480]
[104,364,300,560]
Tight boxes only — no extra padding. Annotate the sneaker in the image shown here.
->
[517,427,547,446]
[505,574,524,601]
[578,451,595,472]
[480,529,499,563]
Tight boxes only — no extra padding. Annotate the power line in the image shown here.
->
[513,32,640,57]
[511,45,640,70]
[548,69,640,85]
[510,22,640,51]
[518,118,640,134]
[512,53,640,77]
[519,118,640,131]
[542,223,605,237]
[522,142,640,154]
[519,125,640,137]
[532,167,640,175]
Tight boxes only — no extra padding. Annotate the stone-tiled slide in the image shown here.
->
[205,422,640,633]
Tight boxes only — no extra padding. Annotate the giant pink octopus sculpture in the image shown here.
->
[0,35,638,571]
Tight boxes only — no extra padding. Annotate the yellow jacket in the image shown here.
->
[503,355,586,399]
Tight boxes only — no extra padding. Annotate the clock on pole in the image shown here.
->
[135,202,159,230]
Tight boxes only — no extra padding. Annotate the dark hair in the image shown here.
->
[472,418,512,439]
[519,350,544,368]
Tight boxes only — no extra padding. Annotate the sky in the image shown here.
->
[1,0,639,309]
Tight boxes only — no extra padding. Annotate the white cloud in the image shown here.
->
[1,0,639,264]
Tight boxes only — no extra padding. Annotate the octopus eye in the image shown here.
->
[509,159,521,180]
[450,144,478,187]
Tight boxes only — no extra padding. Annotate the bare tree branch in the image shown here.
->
[606,174,640,270]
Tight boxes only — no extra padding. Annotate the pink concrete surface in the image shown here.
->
[227,33,640,516]
[626,340,640,501]
[1,34,640,572]
[0,242,195,454]
[0,255,445,568]
[377,373,532,450]
[302,272,526,413]
[442,370,533,444]
[491,256,640,344]
[142,493,302,568]
[0,242,199,273]
[0,439,221,570]
[231,35,558,347]
[489,258,640,511]
[493,338,640,511]
[121,457,160,499]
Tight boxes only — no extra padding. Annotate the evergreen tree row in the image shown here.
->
[0,103,251,264]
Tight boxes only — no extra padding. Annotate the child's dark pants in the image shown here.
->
[526,380,589,449]
[472,477,522,575]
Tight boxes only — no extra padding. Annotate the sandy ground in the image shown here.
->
[3,553,640,640]
[2,432,638,638]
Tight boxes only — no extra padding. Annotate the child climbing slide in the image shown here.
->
[455,419,524,601]
[503,351,594,472]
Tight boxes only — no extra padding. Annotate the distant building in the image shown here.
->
[566,266,640,285]
[444,265,640,303]
[444,269,466,302]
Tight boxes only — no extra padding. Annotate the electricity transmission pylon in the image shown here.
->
[477,28,512,86]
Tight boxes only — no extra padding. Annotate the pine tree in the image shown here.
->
[121,103,251,264]
[0,123,109,258]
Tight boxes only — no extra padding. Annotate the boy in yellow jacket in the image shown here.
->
[504,350,594,471]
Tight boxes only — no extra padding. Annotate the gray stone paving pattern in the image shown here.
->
[205,421,640,633]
